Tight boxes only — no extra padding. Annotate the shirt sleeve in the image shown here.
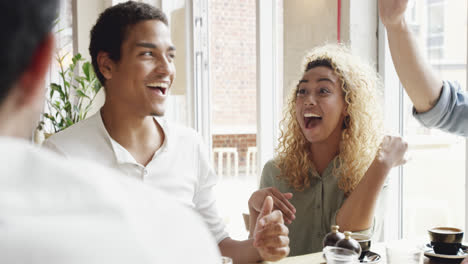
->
[193,136,229,244]
[413,80,468,137]
[260,160,276,189]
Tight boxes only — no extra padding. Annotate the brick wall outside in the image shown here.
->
[209,0,257,129]
[209,0,258,177]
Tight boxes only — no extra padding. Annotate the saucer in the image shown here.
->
[360,251,381,263]
[424,243,468,261]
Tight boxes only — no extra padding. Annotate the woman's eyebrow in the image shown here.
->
[317,77,334,84]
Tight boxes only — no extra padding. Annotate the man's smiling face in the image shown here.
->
[104,19,176,117]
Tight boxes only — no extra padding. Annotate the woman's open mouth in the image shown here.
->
[304,113,322,128]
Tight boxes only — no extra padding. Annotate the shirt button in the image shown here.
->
[317,205,321,209]
[143,169,148,177]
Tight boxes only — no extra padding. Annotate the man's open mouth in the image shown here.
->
[147,82,169,95]
[304,113,322,128]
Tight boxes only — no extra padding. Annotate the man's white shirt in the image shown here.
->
[44,110,229,243]
[0,137,220,263]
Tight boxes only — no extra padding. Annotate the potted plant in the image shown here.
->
[35,53,102,144]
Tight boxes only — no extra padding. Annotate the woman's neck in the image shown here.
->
[309,132,342,175]
[309,144,338,175]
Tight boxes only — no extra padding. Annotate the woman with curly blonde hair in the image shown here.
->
[248,44,408,256]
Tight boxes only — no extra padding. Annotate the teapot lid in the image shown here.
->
[344,231,352,239]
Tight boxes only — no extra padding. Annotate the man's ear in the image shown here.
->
[97,51,114,81]
[18,33,55,106]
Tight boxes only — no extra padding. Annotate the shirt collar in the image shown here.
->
[309,156,340,178]
[96,110,170,166]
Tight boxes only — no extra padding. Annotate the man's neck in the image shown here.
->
[0,98,34,139]
[100,103,164,166]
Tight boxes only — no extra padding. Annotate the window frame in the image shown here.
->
[256,0,282,180]
[378,1,468,239]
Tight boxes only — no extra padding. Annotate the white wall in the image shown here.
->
[344,0,378,67]
[75,0,109,60]
[74,0,111,114]
[283,0,338,96]
[282,0,378,97]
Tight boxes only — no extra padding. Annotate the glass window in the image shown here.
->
[161,0,194,128]
[401,0,466,240]
[426,0,445,60]
[208,0,258,239]
[43,0,74,133]
[427,2,444,35]
[162,0,283,239]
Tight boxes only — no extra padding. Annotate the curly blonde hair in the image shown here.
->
[275,44,383,195]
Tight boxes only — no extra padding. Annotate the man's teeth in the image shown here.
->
[304,113,321,118]
[147,82,169,89]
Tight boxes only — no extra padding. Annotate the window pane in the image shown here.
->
[43,0,74,133]
[428,3,444,35]
[402,0,466,239]
[162,0,193,127]
[208,0,258,239]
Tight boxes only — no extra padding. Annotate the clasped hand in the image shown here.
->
[252,196,290,261]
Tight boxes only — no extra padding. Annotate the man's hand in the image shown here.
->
[461,257,468,264]
[378,0,408,28]
[253,196,290,261]
[249,187,296,224]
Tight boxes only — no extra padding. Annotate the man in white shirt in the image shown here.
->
[0,0,222,263]
[45,1,290,262]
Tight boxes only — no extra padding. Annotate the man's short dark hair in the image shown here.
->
[0,0,59,104]
[89,1,168,86]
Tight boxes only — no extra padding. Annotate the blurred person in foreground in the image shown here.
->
[44,1,289,262]
[379,0,468,136]
[0,0,221,263]
[249,44,408,256]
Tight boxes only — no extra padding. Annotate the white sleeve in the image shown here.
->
[193,136,229,244]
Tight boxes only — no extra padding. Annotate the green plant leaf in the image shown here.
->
[53,100,62,109]
[93,81,102,93]
[72,53,82,65]
[43,52,102,132]
[82,62,91,81]
[49,87,55,98]
[43,113,56,122]
[89,66,96,78]
[78,79,86,90]
[50,83,65,98]
[76,89,90,99]
[65,117,73,126]
[64,101,71,113]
